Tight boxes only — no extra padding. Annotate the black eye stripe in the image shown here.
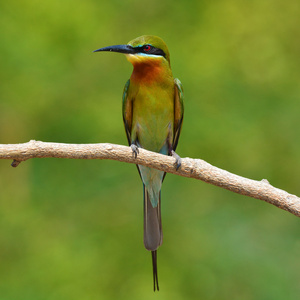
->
[133,45,166,58]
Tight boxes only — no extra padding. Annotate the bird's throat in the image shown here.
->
[127,55,170,85]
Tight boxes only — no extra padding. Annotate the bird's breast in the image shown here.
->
[131,84,174,153]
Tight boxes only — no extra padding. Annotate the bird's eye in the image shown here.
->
[143,45,151,52]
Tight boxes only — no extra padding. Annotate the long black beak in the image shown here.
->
[93,44,135,54]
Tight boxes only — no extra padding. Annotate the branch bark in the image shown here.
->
[1,140,299,217]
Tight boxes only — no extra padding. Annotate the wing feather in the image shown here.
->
[173,78,184,151]
[122,79,132,145]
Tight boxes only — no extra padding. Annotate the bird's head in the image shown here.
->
[94,35,170,66]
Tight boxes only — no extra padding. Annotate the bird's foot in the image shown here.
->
[131,143,139,159]
[171,150,182,170]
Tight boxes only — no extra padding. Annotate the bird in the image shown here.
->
[94,35,184,291]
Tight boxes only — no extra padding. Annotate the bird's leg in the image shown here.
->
[130,143,139,159]
[171,150,182,170]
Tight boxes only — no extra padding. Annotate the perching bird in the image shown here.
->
[94,35,184,291]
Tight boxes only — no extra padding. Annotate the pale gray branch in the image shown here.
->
[0,140,299,217]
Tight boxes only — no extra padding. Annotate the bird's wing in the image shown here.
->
[122,79,143,179]
[122,79,133,145]
[173,78,184,151]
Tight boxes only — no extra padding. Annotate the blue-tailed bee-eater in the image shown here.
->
[94,35,184,291]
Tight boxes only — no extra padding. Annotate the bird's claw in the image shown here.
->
[171,150,182,170]
[131,144,139,159]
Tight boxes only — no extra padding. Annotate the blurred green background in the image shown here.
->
[1,0,300,299]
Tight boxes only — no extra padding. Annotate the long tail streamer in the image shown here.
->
[151,250,159,291]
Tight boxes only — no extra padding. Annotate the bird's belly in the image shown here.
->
[133,104,173,153]
[137,121,170,153]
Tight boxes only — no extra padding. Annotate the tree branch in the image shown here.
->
[1,140,299,217]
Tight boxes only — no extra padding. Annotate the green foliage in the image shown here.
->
[1,0,300,299]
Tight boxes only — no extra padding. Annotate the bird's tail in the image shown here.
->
[143,184,162,291]
[151,250,159,291]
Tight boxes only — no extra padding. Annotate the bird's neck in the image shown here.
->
[130,59,172,85]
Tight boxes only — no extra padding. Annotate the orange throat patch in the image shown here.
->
[126,54,165,84]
